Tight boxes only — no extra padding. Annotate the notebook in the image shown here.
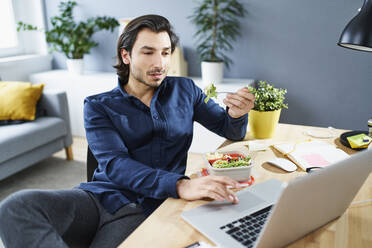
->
[182,149,372,248]
[272,140,349,171]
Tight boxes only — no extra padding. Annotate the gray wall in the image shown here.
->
[44,0,372,131]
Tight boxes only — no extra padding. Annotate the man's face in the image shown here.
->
[121,28,172,88]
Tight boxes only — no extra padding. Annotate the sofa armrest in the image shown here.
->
[38,90,72,147]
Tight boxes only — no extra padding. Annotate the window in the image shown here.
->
[0,0,18,48]
[0,0,47,58]
[0,0,22,57]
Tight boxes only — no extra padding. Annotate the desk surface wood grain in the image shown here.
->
[119,123,372,248]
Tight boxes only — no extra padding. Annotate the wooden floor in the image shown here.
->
[54,136,88,162]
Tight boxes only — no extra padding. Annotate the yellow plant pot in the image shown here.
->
[248,109,281,139]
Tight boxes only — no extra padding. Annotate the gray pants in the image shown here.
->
[0,189,146,248]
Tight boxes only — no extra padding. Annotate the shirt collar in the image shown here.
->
[117,78,131,98]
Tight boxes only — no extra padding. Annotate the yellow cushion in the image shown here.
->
[0,82,44,121]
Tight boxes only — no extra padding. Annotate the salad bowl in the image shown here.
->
[204,150,254,181]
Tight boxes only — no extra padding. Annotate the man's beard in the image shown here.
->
[130,65,167,89]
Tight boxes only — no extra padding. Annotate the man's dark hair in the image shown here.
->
[113,15,179,84]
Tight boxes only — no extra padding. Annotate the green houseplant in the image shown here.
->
[247,81,288,139]
[189,0,246,84]
[17,0,119,74]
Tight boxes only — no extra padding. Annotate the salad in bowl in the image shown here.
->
[205,151,253,181]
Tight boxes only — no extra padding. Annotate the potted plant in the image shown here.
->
[247,81,288,139]
[17,0,119,74]
[189,0,246,85]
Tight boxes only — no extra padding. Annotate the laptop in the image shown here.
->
[182,149,372,248]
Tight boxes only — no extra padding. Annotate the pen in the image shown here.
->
[185,242,201,248]
[184,241,216,248]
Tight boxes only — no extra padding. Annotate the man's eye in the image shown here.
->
[144,52,152,55]
[163,52,170,56]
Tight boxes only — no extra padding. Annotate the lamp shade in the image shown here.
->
[338,0,372,52]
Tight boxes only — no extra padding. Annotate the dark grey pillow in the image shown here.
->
[0,120,26,125]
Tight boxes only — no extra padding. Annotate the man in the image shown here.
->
[0,15,254,247]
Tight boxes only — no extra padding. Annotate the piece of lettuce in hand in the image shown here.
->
[203,83,217,103]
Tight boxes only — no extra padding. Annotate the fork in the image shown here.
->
[216,91,235,94]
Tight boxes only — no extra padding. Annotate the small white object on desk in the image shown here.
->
[247,141,269,151]
[266,158,297,172]
[303,126,336,139]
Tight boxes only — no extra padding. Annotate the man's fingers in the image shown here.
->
[224,89,255,119]
[207,191,226,202]
[210,175,240,188]
[224,89,254,113]
[211,183,235,202]
[177,176,241,203]
[203,183,230,202]
[202,176,240,203]
[226,94,248,109]
[206,188,238,203]
[237,91,255,109]
[226,188,239,203]
[237,88,255,102]
[227,90,254,106]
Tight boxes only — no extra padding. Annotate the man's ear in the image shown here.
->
[121,49,131,65]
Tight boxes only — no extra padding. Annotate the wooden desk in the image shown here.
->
[119,123,372,248]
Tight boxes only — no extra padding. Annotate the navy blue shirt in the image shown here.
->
[77,76,248,216]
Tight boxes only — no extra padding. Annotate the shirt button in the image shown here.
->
[153,115,159,120]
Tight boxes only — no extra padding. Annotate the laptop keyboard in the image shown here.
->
[219,205,273,248]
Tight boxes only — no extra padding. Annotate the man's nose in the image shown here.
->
[152,53,166,68]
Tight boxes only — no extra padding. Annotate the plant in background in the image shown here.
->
[17,0,119,59]
[247,81,288,112]
[189,0,247,68]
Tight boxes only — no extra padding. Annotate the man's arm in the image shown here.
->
[192,82,254,141]
[174,80,255,203]
[84,99,187,199]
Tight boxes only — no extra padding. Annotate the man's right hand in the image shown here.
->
[176,175,242,204]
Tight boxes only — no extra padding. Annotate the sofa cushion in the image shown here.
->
[0,81,44,121]
[0,117,67,164]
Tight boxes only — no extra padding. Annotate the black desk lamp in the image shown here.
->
[337,0,372,150]
[338,0,372,52]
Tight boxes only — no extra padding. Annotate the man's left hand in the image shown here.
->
[223,88,255,118]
